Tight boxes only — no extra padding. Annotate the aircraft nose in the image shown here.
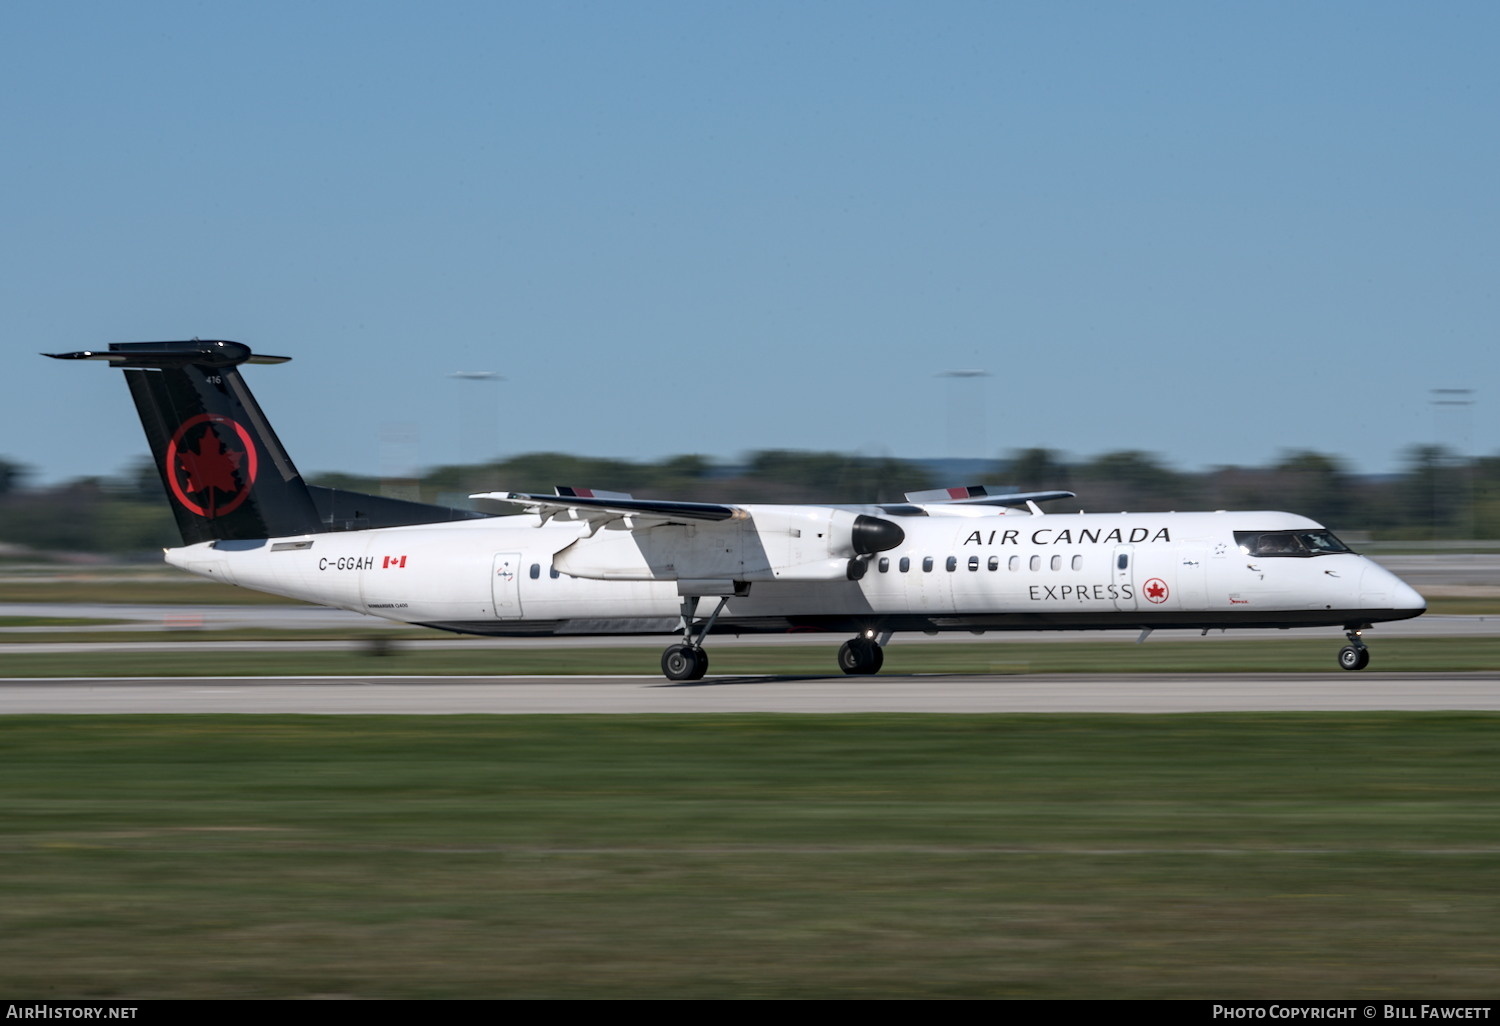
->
[1360,561,1426,615]
[1393,577,1427,613]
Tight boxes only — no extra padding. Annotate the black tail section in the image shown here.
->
[45,340,488,545]
[47,340,321,544]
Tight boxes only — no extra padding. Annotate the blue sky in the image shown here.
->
[4,1,1497,486]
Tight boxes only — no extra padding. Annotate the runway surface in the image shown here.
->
[1,672,1495,714]
[1,601,1495,656]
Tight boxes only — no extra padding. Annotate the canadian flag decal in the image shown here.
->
[382,555,408,569]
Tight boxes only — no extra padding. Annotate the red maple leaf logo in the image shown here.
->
[165,415,258,518]
[177,430,244,501]
[1144,578,1169,603]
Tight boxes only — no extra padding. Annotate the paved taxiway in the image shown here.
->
[1,672,1495,714]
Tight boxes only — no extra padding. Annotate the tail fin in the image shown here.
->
[45,340,322,544]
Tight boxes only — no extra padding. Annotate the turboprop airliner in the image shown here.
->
[47,340,1426,680]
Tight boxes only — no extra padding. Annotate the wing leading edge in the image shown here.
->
[476,484,1077,531]
[472,490,744,532]
[902,486,1076,507]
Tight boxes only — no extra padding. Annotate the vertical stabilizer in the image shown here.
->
[45,340,322,544]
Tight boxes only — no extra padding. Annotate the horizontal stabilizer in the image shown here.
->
[44,340,290,367]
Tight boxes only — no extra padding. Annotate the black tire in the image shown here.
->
[1337,645,1370,671]
[838,637,884,675]
[663,644,707,681]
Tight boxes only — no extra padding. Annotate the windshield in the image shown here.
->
[1235,530,1352,557]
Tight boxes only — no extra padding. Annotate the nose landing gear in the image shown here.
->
[838,630,891,675]
[1338,626,1371,671]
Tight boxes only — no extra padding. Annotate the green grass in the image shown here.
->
[0,577,301,605]
[0,714,1496,998]
[0,625,433,645]
[1424,596,1500,616]
[1,635,1497,677]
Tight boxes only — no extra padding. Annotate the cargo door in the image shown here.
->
[1174,542,1209,611]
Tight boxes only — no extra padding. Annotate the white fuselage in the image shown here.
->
[164,507,1426,638]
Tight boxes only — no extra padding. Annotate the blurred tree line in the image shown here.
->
[1,445,1496,557]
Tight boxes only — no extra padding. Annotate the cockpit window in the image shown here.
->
[1235,530,1352,557]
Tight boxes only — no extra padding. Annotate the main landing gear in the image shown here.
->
[838,630,891,675]
[660,596,729,682]
[660,609,896,681]
[661,643,709,681]
[1337,626,1371,671]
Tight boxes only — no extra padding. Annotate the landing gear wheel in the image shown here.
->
[662,644,709,681]
[1338,645,1370,671]
[838,637,885,675]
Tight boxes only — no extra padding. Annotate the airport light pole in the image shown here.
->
[1429,388,1475,540]
[450,371,505,467]
[937,369,990,461]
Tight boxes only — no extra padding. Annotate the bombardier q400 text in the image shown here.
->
[48,340,1426,679]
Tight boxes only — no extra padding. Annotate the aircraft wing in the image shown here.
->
[473,489,904,582]
[904,486,1077,506]
[471,490,743,531]
[891,486,1076,511]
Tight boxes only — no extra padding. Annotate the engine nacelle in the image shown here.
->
[552,505,904,583]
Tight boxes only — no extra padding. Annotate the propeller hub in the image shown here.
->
[851,515,905,555]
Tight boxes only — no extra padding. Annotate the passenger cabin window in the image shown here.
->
[946,556,957,572]
[922,557,934,573]
[987,556,999,571]
[529,563,541,579]
[878,557,889,573]
[1009,555,1019,571]
[1071,555,1083,571]
[899,557,910,573]
[1050,555,1061,571]
[1235,531,1352,557]
[549,567,560,579]
[1029,555,1040,571]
